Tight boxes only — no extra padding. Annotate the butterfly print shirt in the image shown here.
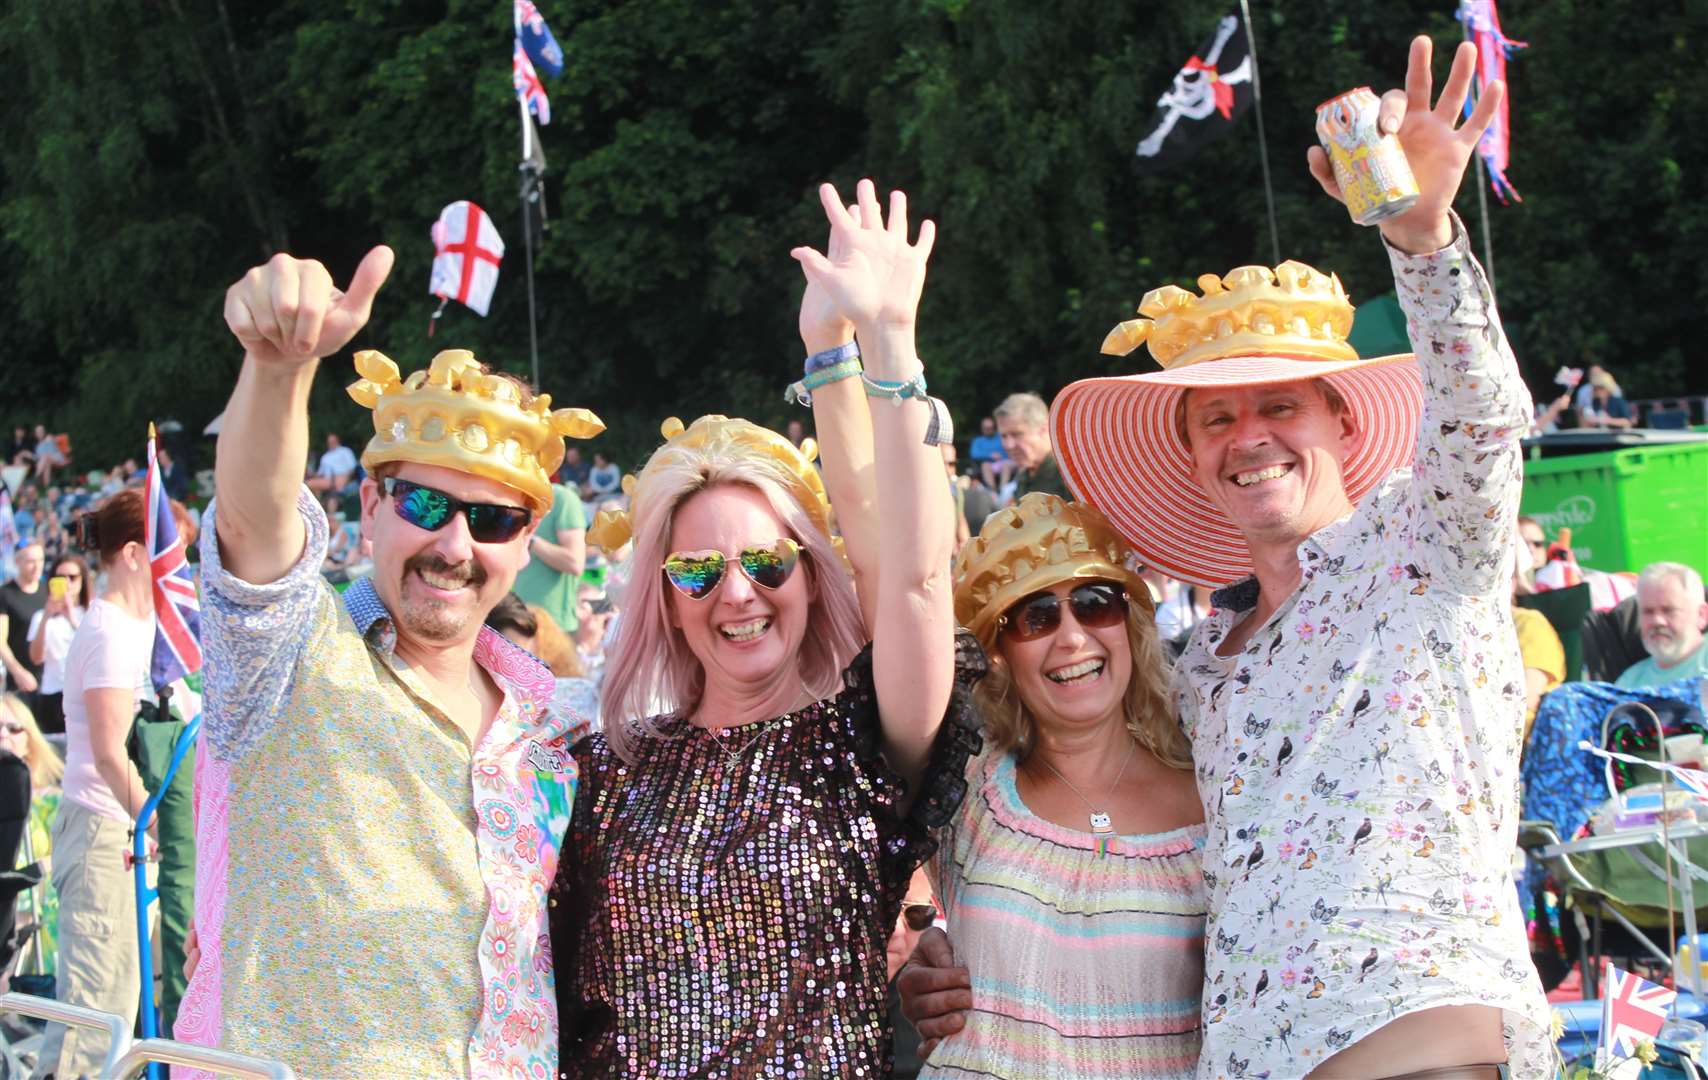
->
[1175,217,1551,1079]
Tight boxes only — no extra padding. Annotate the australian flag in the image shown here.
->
[515,0,564,79]
[1133,13,1255,173]
[145,425,202,691]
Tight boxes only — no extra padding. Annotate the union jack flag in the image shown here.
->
[145,424,202,690]
[515,0,564,79]
[512,40,550,125]
[1600,961,1675,1059]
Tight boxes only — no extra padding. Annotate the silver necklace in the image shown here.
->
[1031,740,1138,838]
[702,719,778,767]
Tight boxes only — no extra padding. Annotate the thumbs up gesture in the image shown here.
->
[224,246,395,367]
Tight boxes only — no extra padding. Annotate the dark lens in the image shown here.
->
[1070,583,1129,629]
[664,552,726,599]
[903,903,936,931]
[465,504,531,543]
[739,540,799,590]
[1001,593,1062,643]
[395,482,453,531]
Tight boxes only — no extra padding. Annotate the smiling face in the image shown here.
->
[358,462,537,647]
[665,484,812,705]
[1182,381,1361,554]
[1637,574,1708,668]
[997,580,1133,736]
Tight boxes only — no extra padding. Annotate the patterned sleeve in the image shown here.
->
[834,629,987,887]
[1389,211,1533,596]
[196,487,334,760]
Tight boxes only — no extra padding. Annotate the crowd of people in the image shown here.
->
[0,33,1705,1080]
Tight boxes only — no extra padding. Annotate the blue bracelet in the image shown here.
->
[861,371,928,407]
[786,357,864,406]
[805,341,860,375]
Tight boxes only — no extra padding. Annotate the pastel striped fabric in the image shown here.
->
[923,750,1207,1079]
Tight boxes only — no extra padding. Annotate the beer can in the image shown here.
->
[1315,87,1420,226]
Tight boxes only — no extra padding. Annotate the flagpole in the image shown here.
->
[1238,0,1282,265]
[1461,14,1498,298]
[518,94,542,389]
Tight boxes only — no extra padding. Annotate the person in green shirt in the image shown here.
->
[512,480,588,632]
[1615,562,1708,690]
[995,391,1069,501]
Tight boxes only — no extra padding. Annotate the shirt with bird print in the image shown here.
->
[1173,218,1551,1080]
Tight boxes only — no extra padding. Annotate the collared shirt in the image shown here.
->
[1175,222,1551,1079]
[175,488,585,1079]
[1015,452,1069,501]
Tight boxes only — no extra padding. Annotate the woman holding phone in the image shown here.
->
[26,554,92,734]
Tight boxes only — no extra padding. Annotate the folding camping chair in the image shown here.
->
[1523,702,1708,998]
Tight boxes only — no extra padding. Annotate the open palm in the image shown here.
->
[792,179,935,334]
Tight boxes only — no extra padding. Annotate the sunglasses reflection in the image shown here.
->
[663,539,803,600]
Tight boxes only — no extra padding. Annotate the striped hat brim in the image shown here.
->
[1049,354,1423,588]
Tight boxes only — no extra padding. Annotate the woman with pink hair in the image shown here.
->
[552,180,983,1075]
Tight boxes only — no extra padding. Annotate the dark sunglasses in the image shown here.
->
[902,901,937,931]
[382,477,532,544]
[997,581,1130,643]
[663,538,802,600]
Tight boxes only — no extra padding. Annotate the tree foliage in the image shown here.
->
[3,0,1702,470]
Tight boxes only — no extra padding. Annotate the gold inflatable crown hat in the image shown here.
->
[585,415,837,556]
[347,348,604,514]
[1101,260,1357,369]
[953,492,1152,653]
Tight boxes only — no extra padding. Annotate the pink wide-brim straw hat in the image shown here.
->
[1050,261,1425,588]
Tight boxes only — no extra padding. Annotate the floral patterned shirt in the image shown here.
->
[176,488,587,1079]
[1176,219,1551,1079]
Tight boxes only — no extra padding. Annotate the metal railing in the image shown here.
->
[110,1039,295,1079]
[0,993,131,1078]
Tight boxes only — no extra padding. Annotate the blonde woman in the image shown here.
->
[1,693,63,981]
[552,181,983,1075]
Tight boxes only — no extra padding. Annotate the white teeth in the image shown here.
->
[1048,659,1105,684]
[720,618,770,642]
[1234,464,1290,487]
[419,569,468,590]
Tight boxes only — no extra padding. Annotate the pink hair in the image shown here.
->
[600,451,867,763]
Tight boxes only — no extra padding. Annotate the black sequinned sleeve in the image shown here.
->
[835,628,987,886]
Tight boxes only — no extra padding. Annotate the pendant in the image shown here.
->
[1089,811,1113,835]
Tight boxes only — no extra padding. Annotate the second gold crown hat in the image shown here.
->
[1050,260,1424,588]
[347,348,605,514]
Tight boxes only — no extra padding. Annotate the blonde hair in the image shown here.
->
[600,453,866,763]
[978,601,1190,771]
[1,694,65,791]
[527,604,586,679]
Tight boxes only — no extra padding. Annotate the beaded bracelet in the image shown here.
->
[785,357,864,406]
[804,340,859,375]
[861,371,928,407]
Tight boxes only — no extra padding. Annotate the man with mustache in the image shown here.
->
[177,247,601,1077]
[1615,562,1708,690]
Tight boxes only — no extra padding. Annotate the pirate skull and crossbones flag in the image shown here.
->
[1133,13,1255,172]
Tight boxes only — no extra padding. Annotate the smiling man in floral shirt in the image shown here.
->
[177,247,599,1077]
[1048,38,1552,1080]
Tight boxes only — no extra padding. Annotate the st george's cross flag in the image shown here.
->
[430,201,506,318]
[1133,13,1255,172]
[145,424,202,691]
[1599,961,1675,1060]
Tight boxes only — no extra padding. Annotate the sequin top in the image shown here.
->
[554,632,986,1078]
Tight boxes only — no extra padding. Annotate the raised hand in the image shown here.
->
[797,205,859,354]
[790,179,936,339]
[224,245,395,368]
[1307,37,1504,254]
